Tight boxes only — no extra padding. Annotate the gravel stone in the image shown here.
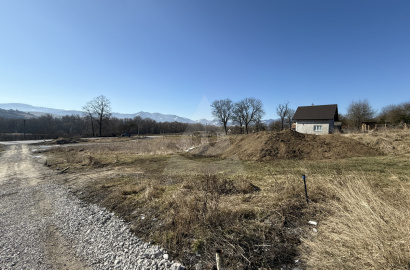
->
[0,144,185,269]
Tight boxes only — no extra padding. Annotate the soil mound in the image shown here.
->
[190,130,381,160]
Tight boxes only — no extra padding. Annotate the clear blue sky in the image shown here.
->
[1,0,409,120]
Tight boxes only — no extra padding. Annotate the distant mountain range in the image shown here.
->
[0,103,275,126]
[0,108,37,119]
[0,103,84,118]
[0,103,221,125]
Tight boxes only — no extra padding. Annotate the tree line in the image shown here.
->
[0,95,218,140]
[342,99,409,130]
[212,98,410,133]
[1,95,409,140]
[0,114,214,140]
[211,98,298,134]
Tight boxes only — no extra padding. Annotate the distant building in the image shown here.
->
[293,104,340,135]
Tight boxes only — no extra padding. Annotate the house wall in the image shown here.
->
[295,120,334,135]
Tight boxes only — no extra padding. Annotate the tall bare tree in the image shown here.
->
[84,95,112,137]
[82,103,96,136]
[347,99,375,129]
[276,102,289,131]
[235,98,265,134]
[211,99,233,135]
[232,104,244,134]
[379,102,410,125]
[287,108,295,129]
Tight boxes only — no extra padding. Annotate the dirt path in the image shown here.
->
[0,144,183,270]
[0,144,90,269]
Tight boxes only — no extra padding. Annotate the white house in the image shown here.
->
[293,104,339,135]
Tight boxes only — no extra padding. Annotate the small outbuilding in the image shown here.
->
[293,104,340,135]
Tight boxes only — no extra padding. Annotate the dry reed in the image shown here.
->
[302,174,410,269]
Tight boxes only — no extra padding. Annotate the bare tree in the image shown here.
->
[287,108,295,129]
[232,104,244,134]
[276,102,289,130]
[347,99,375,129]
[379,101,410,125]
[235,98,265,134]
[82,103,96,136]
[120,118,136,136]
[84,95,112,137]
[269,120,282,132]
[255,119,267,132]
[39,114,56,135]
[134,116,143,135]
[211,99,233,135]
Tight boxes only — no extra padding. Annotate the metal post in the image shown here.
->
[303,175,309,204]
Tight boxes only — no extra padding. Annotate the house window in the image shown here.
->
[314,125,322,132]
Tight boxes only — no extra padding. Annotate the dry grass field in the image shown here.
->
[40,130,410,269]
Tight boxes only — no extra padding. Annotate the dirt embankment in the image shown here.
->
[190,130,382,160]
[345,129,410,156]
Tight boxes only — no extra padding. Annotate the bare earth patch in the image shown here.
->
[41,130,410,269]
[190,130,382,160]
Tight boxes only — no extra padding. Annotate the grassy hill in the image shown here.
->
[0,108,36,119]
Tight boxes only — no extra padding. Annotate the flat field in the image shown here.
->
[41,130,410,269]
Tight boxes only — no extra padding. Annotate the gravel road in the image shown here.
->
[0,144,185,270]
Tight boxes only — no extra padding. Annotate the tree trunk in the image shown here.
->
[99,115,103,137]
[88,114,95,137]
[91,120,95,137]
[281,117,284,131]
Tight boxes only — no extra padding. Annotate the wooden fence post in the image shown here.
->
[216,250,223,270]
